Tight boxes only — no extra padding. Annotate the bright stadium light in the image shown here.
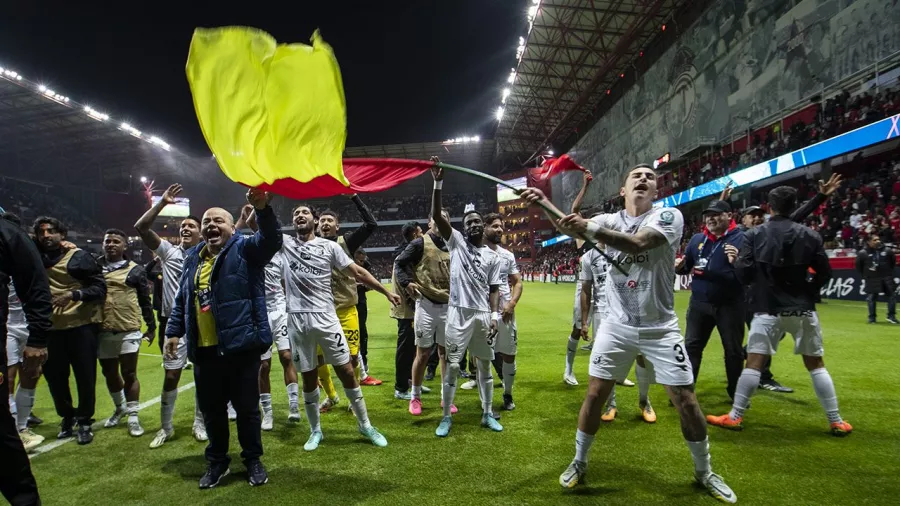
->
[140,176,148,183]
[547,149,554,155]
[472,135,480,142]
[38,85,47,92]
[496,106,505,122]
[501,87,511,104]
[507,68,517,84]
[149,136,171,151]
[84,106,109,121]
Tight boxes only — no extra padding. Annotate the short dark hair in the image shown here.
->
[293,204,318,221]
[104,228,128,240]
[1,212,22,226]
[463,210,483,223]
[622,163,655,187]
[401,221,421,242]
[767,186,798,216]
[320,210,339,222]
[33,216,67,238]
[183,215,201,226]
[483,212,502,226]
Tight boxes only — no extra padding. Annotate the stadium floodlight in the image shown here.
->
[140,176,148,183]
[507,68,517,85]
[472,135,480,142]
[44,89,55,97]
[496,106,505,122]
[84,106,109,121]
[120,122,142,137]
[547,150,554,155]
[149,136,171,151]
[16,75,22,81]
[38,85,47,92]
[501,87,511,104]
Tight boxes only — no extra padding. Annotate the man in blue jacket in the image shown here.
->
[165,188,282,489]
[676,200,745,400]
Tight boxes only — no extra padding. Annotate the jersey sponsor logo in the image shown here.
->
[658,211,675,225]
[614,279,651,291]
[288,261,325,277]
[778,310,813,317]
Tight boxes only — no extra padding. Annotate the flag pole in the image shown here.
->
[435,161,626,275]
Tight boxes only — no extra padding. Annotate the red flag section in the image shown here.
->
[529,154,589,181]
[257,158,433,200]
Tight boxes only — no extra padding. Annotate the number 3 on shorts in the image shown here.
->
[673,343,686,362]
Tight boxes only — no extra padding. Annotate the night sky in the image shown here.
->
[1,0,523,156]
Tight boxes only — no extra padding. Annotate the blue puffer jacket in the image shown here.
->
[165,205,282,360]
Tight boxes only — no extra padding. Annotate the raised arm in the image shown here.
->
[430,157,453,241]
[570,170,593,214]
[791,174,842,223]
[519,187,570,231]
[134,183,181,251]
[345,194,378,253]
[243,188,283,267]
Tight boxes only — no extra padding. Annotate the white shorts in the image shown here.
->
[6,324,27,366]
[495,314,517,356]
[288,312,351,373]
[445,306,494,363]
[261,308,291,361]
[747,311,824,357]
[97,330,143,360]
[589,320,693,386]
[164,336,189,370]
[414,298,447,348]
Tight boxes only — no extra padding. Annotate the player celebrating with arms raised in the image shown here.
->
[521,164,735,503]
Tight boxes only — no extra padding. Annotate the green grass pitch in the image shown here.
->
[23,284,900,505]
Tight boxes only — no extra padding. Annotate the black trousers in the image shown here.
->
[193,347,262,466]
[0,359,41,506]
[357,302,369,368]
[866,279,897,321]
[685,301,745,399]
[394,319,416,393]
[44,324,98,425]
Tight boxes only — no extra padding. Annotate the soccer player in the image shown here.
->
[390,222,422,401]
[484,213,523,411]
[429,159,504,437]
[521,164,735,503]
[708,186,852,437]
[396,211,452,415]
[238,206,300,431]
[97,229,156,437]
[282,204,400,451]
[134,183,207,447]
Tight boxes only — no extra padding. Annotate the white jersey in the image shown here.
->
[447,229,503,312]
[281,235,353,313]
[154,241,187,318]
[264,250,286,311]
[7,282,25,326]
[591,207,683,328]
[579,248,608,315]
[492,245,519,304]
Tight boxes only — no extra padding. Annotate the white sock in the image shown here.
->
[606,386,617,408]
[810,368,842,424]
[15,388,35,431]
[442,363,460,417]
[126,401,139,422]
[161,389,177,432]
[193,391,204,426]
[360,366,369,381]
[111,389,126,409]
[286,382,300,410]
[574,429,594,464]
[565,338,579,375]
[260,393,273,414]
[411,385,423,399]
[502,361,516,396]
[344,387,372,430]
[476,358,494,415]
[729,368,761,420]
[685,437,712,477]
[8,393,16,415]
[636,363,651,404]
[303,388,321,433]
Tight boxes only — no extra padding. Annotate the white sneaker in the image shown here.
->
[421,385,432,394]
[563,373,579,386]
[149,428,173,449]
[559,460,586,488]
[104,407,127,428]
[19,428,45,452]
[460,380,477,390]
[319,395,339,412]
[697,472,737,503]
[193,423,208,442]
[227,402,237,421]
[128,419,145,437]
[579,342,593,351]
[261,410,274,431]
[617,378,635,387]
[288,405,301,423]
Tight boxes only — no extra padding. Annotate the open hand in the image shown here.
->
[161,184,182,205]
[21,346,47,379]
[519,188,547,204]
[819,173,843,196]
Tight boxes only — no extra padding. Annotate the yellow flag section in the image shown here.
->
[186,27,349,188]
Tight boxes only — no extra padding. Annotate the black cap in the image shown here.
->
[702,200,732,215]
[742,205,764,215]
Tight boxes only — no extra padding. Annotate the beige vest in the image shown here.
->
[332,236,359,310]
[414,233,450,304]
[390,264,415,319]
[102,261,141,333]
[48,248,102,330]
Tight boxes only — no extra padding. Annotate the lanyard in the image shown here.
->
[697,238,724,260]
[194,252,216,290]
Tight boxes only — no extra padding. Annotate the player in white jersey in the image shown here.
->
[6,277,45,448]
[579,247,655,424]
[134,183,208,448]
[237,206,301,430]
[484,213,523,411]
[430,159,504,437]
[522,165,736,503]
[282,204,401,451]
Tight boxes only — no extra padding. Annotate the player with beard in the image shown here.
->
[236,206,300,430]
[483,213,523,411]
[429,159,504,437]
[282,204,401,451]
[522,164,735,503]
[97,229,156,437]
[134,183,208,447]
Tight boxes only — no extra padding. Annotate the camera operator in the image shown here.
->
[855,235,898,324]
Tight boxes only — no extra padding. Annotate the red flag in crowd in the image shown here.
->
[256,158,433,199]
[529,154,590,182]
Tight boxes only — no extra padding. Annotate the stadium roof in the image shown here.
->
[495,0,693,163]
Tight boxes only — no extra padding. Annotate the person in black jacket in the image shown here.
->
[1,212,51,505]
[708,186,853,437]
[855,235,898,324]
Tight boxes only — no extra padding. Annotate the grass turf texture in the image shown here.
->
[23,284,899,505]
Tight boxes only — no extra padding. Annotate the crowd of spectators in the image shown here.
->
[277,191,495,224]
[0,179,102,235]
[523,241,579,276]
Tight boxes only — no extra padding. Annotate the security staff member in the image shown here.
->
[165,188,281,489]
[676,200,745,400]
[856,235,898,324]
[1,214,51,506]
[34,216,107,445]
